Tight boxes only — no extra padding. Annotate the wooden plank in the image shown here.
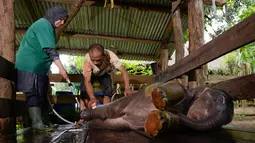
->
[154,14,255,83]
[0,56,16,82]
[48,74,154,84]
[39,0,172,13]
[111,74,154,85]
[222,127,255,141]
[208,74,255,100]
[17,94,81,104]
[0,98,27,118]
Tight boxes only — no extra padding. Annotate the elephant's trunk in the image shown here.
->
[178,100,233,131]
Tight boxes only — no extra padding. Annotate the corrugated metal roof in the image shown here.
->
[14,0,188,61]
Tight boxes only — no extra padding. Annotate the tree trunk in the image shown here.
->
[0,0,16,136]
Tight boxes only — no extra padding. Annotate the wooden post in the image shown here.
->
[172,2,184,62]
[0,0,16,136]
[56,0,86,40]
[172,1,188,88]
[188,0,206,87]
[160,48,169,72]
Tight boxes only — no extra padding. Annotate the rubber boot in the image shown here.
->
[28,107,53,132]
[41,106,59,128]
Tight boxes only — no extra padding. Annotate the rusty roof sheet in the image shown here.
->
[14,0,188,61]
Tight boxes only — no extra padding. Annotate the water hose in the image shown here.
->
[47,79,80,125]
[67,79,80,109]
[47,95,75,125]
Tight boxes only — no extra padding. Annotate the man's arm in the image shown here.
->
[54,59,68,80]
[84,75,96,101]
[118,65,131,96]
[82,61,96,105]
[43,48,68,80]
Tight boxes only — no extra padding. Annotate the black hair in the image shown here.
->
[88,44,105,55]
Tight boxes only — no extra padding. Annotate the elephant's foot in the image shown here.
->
[152,89,167,111]
[144,110,163,137]
[144,110,180,137]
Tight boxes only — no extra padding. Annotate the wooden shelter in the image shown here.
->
[0,0,255,141]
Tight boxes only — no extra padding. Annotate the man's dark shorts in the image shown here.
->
[80,73,113,100]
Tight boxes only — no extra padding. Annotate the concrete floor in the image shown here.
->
[1,123,254,143]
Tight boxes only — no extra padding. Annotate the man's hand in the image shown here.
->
[59,68,69,80]
[54,59,69,80]
[88,98,97,108]
[124,87,132,96]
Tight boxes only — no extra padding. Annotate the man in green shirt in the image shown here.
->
[16,6,69,132]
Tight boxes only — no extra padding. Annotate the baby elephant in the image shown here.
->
[80,82,233,137]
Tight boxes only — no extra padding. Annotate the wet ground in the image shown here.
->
[1,124,254,143]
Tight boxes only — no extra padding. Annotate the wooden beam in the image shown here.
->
[154,14,255,83]
[0,0,16,135]
[39,0,172,13]
[0,56,16,82]
[48,74,154,84]
[16,28,172,45]
[56,0,86,40]
[203,0,226,6]
[208,74,255,100]
[156,0,181,59]
[61,33,163,45]
[0,98,27,118]
[172,1,185,61]
[161,0,182,47]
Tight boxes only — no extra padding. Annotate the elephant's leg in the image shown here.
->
[144,110,180,137]
[87,118,130,130]
[151,82,186,111]
[80,91,138,121]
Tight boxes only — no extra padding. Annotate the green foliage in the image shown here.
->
[74,56,84,73]
[239,3,255,20]
[205,0,255,75]
[204,0,254,38]
[120,60,153,75]
[220,51,240,75]
[66,56,83,74]
[67,56,153,76]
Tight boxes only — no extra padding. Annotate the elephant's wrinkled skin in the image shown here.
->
[80,82,233,136]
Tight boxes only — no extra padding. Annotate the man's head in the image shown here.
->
[44,6,68,28]
[88,44,105,66]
